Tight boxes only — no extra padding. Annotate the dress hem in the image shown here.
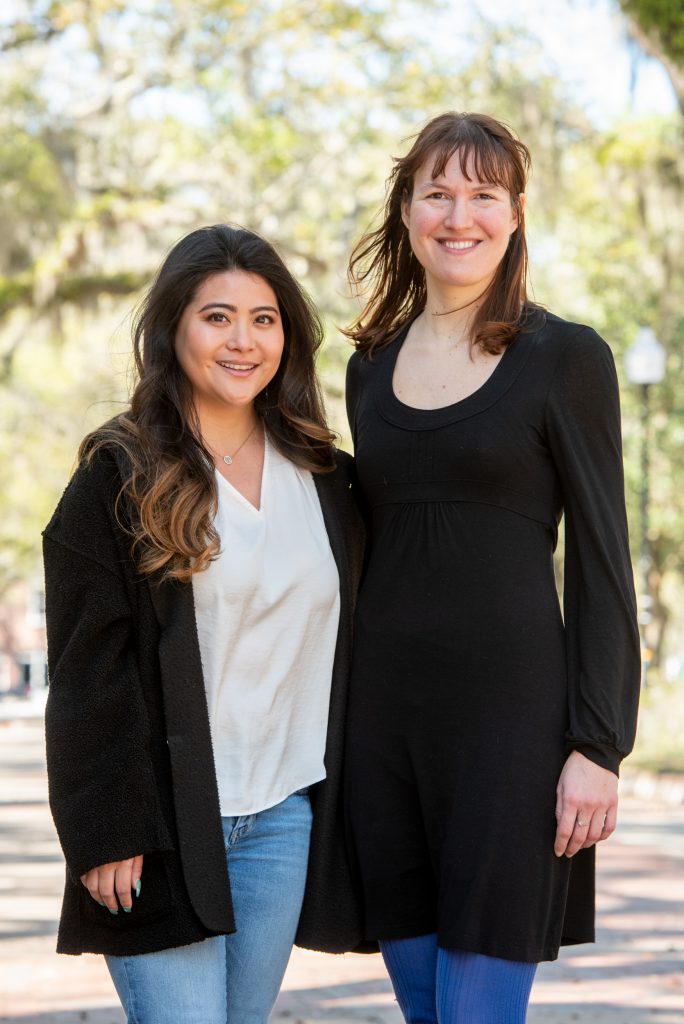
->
[364,925,595,964]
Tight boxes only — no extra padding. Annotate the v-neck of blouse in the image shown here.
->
[215,432,269,514]
[374,320,537,430]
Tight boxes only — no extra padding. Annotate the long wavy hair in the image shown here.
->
[81,224,335,582]
[347,112,537,355]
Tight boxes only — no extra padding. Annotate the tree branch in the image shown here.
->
[624,16,684,116]
[0,271,149,380]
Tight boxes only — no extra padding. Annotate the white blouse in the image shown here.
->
[192,436,341,816]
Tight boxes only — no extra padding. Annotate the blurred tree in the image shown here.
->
[610,2,684,667]
[618,0,684,111]
[543,112,684,668]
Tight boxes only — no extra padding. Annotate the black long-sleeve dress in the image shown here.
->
[345,310,640,963]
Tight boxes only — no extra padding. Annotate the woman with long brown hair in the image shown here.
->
[344,112,640,1022]
[43,224,364,1023]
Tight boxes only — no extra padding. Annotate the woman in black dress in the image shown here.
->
[344,112,640,1023]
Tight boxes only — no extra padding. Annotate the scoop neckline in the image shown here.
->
[374,320,536,430]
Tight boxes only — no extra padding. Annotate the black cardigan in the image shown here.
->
[43,445,366,956]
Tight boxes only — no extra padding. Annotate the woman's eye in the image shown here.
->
[476,193,495,201]
[207,312,228,323]
[255,314,275,325]
[427,191,449,201]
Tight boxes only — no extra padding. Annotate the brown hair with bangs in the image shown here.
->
[347,111,537,355]
[80,224,336,582]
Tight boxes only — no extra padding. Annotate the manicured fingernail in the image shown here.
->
[98,901,106,907]
[108,907,119,915]
[122,906,132,913]
[135,879,142,898]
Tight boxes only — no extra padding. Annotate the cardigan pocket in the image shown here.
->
[79,851,175,930]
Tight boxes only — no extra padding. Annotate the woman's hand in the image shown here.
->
[554,751,618,858]
[80,854,143,913]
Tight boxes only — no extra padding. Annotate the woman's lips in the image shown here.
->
[440,239,480,252]
[217,361,258,376]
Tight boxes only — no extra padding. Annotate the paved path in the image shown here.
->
[1,711,683,1023]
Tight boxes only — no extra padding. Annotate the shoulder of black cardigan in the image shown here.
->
[42,444,130,576]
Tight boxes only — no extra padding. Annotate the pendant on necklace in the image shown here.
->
[223,455,233,465]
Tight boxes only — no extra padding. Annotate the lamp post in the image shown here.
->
[624,327,666,684]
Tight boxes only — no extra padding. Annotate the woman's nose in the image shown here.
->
[226,319,254,350]
[443,197,473,228]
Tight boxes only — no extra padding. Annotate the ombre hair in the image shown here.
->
[81,224,335,582]
[347,112,538,355]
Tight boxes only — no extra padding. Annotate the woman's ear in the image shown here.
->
[401,192,411,230]
[512,192,526,230]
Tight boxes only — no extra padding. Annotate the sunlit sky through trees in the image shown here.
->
[2,0,677,125]
[415,0,677,125]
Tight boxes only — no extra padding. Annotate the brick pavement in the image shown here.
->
[1,709,683,1023]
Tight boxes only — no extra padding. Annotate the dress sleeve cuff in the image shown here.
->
[567,741,623,777]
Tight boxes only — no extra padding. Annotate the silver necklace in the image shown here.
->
[222,422,259,465]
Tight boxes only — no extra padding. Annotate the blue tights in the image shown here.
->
[380,933,537,1024]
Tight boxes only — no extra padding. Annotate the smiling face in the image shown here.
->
[402,148,523,305]
[174,270,285,418]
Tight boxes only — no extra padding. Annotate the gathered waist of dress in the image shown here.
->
[364,477,558,529]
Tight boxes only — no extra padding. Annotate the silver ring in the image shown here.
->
[576,818,586,827]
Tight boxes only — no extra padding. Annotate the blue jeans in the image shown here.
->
[105,789,312,1023]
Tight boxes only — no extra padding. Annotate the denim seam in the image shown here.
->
[119,957,140,1024]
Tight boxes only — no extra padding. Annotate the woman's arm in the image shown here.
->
[544,327,641,856]
[44,454,172,885]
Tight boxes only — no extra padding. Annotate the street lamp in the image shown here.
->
[624,327,667,683]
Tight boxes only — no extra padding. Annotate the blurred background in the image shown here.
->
[1,0,683,771]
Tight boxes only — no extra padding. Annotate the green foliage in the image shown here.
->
[0,297,132,591]
[619,0,684,66]
[0,277,32,319]
[0,106,74,273]
[55,272,148,303]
